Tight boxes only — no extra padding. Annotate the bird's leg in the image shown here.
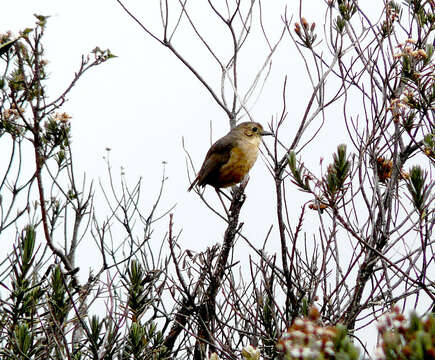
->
[215,189,230,218]
[241,174,250,188]
[230,175,250,197]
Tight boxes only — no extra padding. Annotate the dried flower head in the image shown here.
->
[277,307,344,359]
[209,353,220,360]
[242,345,260,360]
[376,157,393,183]
[54,112,72,124]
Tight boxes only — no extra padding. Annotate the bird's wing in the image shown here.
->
[194,135,234,188]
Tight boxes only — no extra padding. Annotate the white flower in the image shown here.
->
[313,339,322,350]
[294,319,305,327]
[305,322,314,334]
[393,319,404,328]
[289,347,303,358]
[325,340,333,348]
[301,347,318,358]
[324,346,335,356]
[290,330,306,340]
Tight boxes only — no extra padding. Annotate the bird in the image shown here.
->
[188,122,273,191]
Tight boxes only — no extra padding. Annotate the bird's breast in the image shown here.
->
[217,141,260,187]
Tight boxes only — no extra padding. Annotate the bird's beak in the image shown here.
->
[261,130,274,137]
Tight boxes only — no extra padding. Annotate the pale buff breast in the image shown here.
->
[218,136,261,187]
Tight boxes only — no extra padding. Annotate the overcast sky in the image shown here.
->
[1,0,341,243]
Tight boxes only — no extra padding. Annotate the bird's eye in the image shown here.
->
[252,127,258,132]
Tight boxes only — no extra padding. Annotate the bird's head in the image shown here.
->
[234,122,273,140]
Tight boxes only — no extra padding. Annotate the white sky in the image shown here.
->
[2,0,340,245]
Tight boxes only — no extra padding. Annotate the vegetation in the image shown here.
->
[0,1,434,359]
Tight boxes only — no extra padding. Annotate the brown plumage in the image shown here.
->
[188,122,273,191]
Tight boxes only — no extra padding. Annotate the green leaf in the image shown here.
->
[406,166,432,215]
[287,151,311,192]
[33,14,50,27]
[326,144,351,196]
[22,28,33,36]
[0,39,17,56]
[22,225,36,267]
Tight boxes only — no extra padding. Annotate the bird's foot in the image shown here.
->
[230,177,248,200]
